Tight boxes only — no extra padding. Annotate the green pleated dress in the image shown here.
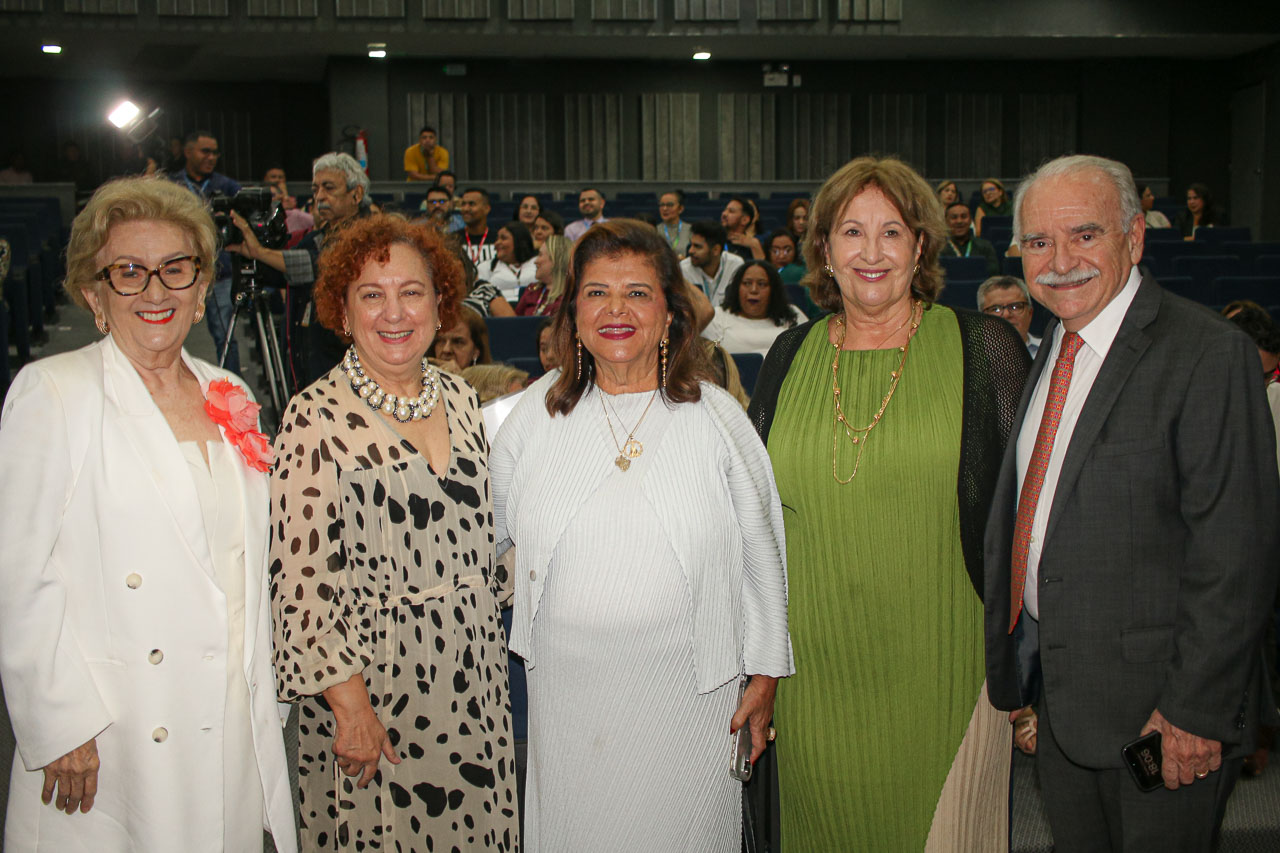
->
[767,306,990,851]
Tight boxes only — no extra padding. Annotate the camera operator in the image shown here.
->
[170,129,243,371]
[227,152,370,386]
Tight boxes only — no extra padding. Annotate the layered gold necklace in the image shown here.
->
[600,388,659,471]
[830,301,921,484]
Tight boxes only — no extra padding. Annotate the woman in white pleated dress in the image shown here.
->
[490,219,793,852]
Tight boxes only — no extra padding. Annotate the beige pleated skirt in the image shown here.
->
[924,680,1012,853]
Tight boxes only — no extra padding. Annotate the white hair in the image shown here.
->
[311,152,371,198]
[1012,154,1143,238]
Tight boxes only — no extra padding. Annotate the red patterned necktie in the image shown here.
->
[1009,331,1085,632]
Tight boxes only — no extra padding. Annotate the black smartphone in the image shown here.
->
[1121,731,1164,792]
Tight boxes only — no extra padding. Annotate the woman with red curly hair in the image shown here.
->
[269,215,519,852]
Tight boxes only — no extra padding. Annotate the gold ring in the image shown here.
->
[767,727,777,742]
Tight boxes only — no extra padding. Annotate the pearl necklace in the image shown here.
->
[343,346,441,423]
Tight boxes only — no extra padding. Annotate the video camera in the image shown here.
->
[211,187,288,251]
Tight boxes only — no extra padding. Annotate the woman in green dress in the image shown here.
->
[748,156,1031,851]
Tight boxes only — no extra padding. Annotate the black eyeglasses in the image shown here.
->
[983,300,1029,317]
[95,256,202,296]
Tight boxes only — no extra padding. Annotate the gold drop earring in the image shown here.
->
[576,335,583,380]
[660,337,669,388]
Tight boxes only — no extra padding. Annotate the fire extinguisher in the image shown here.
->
[354,129,370,175]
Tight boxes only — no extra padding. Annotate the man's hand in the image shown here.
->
[41,739,99,814]
[1141,708,1222,790]
[226,211,260,259]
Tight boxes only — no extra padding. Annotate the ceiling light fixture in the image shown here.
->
[693,51,711,61]
[42,43,62,55]
[368,42,387,59]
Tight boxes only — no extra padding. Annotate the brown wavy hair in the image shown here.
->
[545,219,710,416]
[801,155,946,313]
[315,214,463,343]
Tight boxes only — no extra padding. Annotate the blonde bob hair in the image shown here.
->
[801,156,946,313]
[65,177,217,312]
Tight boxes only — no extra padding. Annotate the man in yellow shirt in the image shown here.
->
[404,125,449,181]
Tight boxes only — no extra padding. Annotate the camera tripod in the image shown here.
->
[221,257,291,425]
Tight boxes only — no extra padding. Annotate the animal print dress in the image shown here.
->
[269,366,518,852]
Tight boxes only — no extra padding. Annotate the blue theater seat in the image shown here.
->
[731,352,764,396]
[1215,276,1280,306]
[485,315,546,363]
[940,256,989,281]
[1171,255,1244,289]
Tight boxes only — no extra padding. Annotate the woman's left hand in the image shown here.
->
[730,674,779,764]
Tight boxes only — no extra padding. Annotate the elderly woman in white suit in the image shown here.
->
[490,220,792,852]
[0,177,296,852]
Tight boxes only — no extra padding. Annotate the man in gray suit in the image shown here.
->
[984,154,1280,851]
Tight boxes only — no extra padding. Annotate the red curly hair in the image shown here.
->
[314,215,463,342]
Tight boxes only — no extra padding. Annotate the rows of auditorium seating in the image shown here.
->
[6,189,1280,406]
[936,214,1280,337]
[1,195,68,403]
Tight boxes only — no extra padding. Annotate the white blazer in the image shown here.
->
[0,337,296,853]
[491,373,794,694]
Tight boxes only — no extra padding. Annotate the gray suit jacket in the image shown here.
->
[984,274,1280,768]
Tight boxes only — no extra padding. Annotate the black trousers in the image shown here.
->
[1035,694,1242,852]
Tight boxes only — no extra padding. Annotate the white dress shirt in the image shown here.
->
[1017,265,1142,619]
[680,252,744,306]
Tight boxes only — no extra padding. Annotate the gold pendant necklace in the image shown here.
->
[831,301,921,484]
[600,388,659,471]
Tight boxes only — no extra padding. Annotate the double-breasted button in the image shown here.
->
[152,727,168,743]
[125,573,142,589]
[148,649,164,665]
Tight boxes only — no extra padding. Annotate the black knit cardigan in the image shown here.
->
[746,305,1032,599]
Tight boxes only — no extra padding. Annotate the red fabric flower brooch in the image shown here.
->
[204,378,274,472]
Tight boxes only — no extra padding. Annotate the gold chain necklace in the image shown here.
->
[600,388,659,471]
[831,301,921,484]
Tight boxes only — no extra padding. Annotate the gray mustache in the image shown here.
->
[1037,266,1097,286]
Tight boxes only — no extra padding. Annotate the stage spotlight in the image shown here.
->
[107,99,163,144]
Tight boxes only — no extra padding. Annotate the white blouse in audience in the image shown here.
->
[484,257,538,302]
[702,305,807,356]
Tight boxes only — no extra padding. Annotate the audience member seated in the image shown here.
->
[463,363,530,402]
[786,197,810,245]
[977,274,1039,355]
[420,184,457,231]
[55,141,99,195]
[517,194,542,229]
[764,229,807,285]
[263,165,314,239]
[721,195,764,261]
[974,177,1012,236]
[1175,182,1226,240]
[941,202,1000,276]
[536,318,558,373]
[564,187,608,242]
[658,190,692,257]
[403,124,449,181]
[431,304,492,371]
[702,260,805,355]
[0,151,35,184]
[936,179,960,207]
[516,233,570,316]
[1138,183,1172,229]
[681,220,744,304]
[531,209,565,249]
[482,221,538,301]
[453,243,515,318]
[458,187,498,266]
